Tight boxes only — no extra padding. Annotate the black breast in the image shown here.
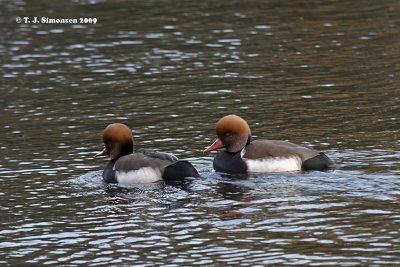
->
[102,160,117,183]
[213,151,247,174]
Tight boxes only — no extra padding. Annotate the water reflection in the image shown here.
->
[1,0,400,265]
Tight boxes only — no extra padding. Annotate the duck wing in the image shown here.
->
[242,140,319,161]
[136,148,178,167]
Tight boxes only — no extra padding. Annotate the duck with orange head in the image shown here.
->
[95,123,199,185]
[203,115,335,174]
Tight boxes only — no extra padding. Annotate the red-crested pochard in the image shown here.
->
[203,115,335,173]
[95,123,199,184]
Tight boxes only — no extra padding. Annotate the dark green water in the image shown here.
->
[1,0,399,265]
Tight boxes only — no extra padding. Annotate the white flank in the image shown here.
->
[244,155,302,173]
[115,167,163,185]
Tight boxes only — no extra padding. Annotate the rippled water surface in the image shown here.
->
[1,0,399,265]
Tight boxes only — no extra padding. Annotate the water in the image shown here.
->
[1,0,399,265]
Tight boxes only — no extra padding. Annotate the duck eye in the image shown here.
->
[224,132,231,137]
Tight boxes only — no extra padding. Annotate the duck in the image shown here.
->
[95,123,199,184]
[203,114,335,174]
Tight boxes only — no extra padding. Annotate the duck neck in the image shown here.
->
[246,136,251,146]
[120,140,134,157]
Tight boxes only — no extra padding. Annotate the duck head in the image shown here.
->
[203,114,251,153]
[95,123,134,160]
